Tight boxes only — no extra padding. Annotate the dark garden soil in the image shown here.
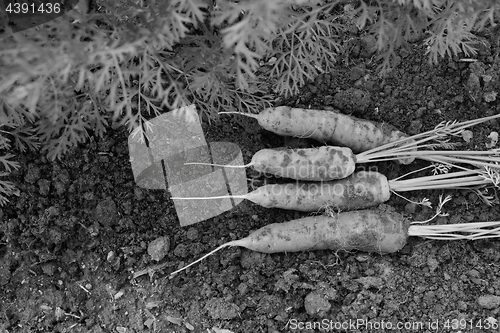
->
[1,26,500,333]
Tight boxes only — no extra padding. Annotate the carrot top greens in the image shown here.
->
[388,163,500,207]
[356,113,500,168]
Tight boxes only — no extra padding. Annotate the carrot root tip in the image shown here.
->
[169,242,237,277]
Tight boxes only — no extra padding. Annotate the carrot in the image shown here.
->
[169,196,500,276]
[172,166,499,211]
[188,146,355,180]
[221,106,410,154]
[251,146,356,180]
[172,171,391,212]
[169,209,409,276]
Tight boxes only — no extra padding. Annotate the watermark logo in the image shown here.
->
[128,105,247,226]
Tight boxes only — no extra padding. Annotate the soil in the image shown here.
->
[2,23,500,333]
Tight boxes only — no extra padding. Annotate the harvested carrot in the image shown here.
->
[221,107,410,153]
[222,210,409,253]
[187,146,356,180]
[250,146,356,180]
[170,209,409,276]
[172,171,390,211]
[172,167,499,212]
[170,197,500,276]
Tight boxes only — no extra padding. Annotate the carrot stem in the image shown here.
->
[410,222,500,240]
[360,153,500,170]
[355,112,500,165]
[393,169,478,182]
[389,164,498,193]
[361,113,500,157]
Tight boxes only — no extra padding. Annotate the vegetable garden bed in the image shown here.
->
[2,24,500,333]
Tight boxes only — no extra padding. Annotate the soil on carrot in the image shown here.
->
[2,29,500,333]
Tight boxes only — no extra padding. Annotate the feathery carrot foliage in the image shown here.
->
[0,0,499,205]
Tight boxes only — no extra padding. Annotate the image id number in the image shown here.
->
[444,318,499,330]
[6,2,61,14]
